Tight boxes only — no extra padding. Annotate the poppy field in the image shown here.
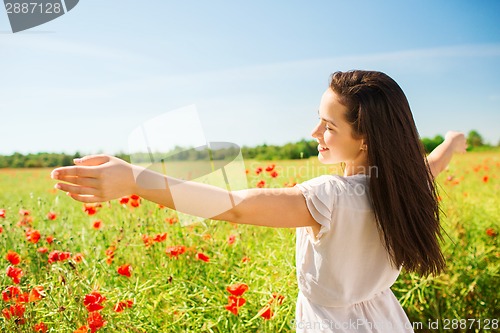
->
[0,151,498,332]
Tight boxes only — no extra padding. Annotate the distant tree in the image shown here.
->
[467,130,484,147]
[61,154,72,166]
[421,135,444,154]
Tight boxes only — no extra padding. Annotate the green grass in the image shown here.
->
[0,152,498,332]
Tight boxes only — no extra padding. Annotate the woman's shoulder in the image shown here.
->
[297,174,369,188]
[295,174,371,208]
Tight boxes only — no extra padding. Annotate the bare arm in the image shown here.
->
[427,131,467,179]
[51,155,319,230]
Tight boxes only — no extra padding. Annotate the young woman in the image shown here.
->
[52,70,466,332]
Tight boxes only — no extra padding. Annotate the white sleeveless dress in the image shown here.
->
[294,174,414,333]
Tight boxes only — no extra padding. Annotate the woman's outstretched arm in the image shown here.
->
[51,155,319,231]
[427,131,467,179]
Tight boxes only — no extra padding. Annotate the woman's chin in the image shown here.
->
[317,154,337,165]
[318,153,342,165]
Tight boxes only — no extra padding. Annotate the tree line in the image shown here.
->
[0,130,495,168]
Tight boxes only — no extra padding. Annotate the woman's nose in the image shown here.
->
[311,121,323,139]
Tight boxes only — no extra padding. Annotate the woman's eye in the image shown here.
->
[324,124,332,131]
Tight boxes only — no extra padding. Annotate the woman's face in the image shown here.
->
[311,88,368,171]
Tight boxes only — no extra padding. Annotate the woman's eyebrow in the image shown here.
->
[317,110,337,126]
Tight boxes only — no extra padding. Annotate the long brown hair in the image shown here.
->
[330,70,445,276]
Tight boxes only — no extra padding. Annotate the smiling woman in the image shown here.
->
[312,89,368,173]
[50,70,467,332]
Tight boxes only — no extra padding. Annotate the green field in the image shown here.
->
[0,152,498,332]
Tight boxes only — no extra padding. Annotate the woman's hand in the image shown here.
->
[51,155,320,230]
[51,155,137,203]
[427,131,467,178]
[444,131,467,154]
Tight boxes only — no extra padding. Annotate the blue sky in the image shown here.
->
[1,0,499,155]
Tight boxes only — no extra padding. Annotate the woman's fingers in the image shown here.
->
[74,155,111,166]
[66,193,104,203]
[55,182,100,197]
[54,175,100,188]
[51,166,99,179]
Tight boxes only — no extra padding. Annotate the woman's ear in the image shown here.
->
[360,138,368,151]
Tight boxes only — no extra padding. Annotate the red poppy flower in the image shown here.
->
[269,293,285,305]
[2,303,25,320]
[92,220,102,230]
[6,250,21,265]
[19,209,30,216]
[0,209,5,218]
[225,295,246,315]
[29,286,45,302]
[142,234,153,247]
[0,226,3,234]
[26,229,41,244]
[74,326,90,333]
[166,217,178,225]
[225,304,239,315]
[113,299,133,312]
[17,292,29,303]
[48,250,71,264]
[227,234,236,245]
[6,266,23,284]
[258,304,273,320]
[255,167,263,175]
[48,251,59,264]
[84,291,106,312]
[165,245,186,258]
[228,295,246,307]
[130,199,140,208]
[265,164,275,172]
[87,311,106,332]
[117,264,132,278]
[483,175,489,183]
[241,256,250,263]
[2,286,22,302]
[486,228,497,237]
[34,322,48,333]
[46,212,57,220]
[256,180,266,188]
[130,194,140,201]
[119,196,130,205]
[196,252,210,262]
[73,253,84,263]
[46,235,54,244]
[85,206,97,215]
[17,215,33,227]
[153,233,167,242]
[83,204,100,216]
[37,247,48,254]
[270,171,278,178]
[105,246,116,265]
[60,251,71,260]
[226,283,248,297]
